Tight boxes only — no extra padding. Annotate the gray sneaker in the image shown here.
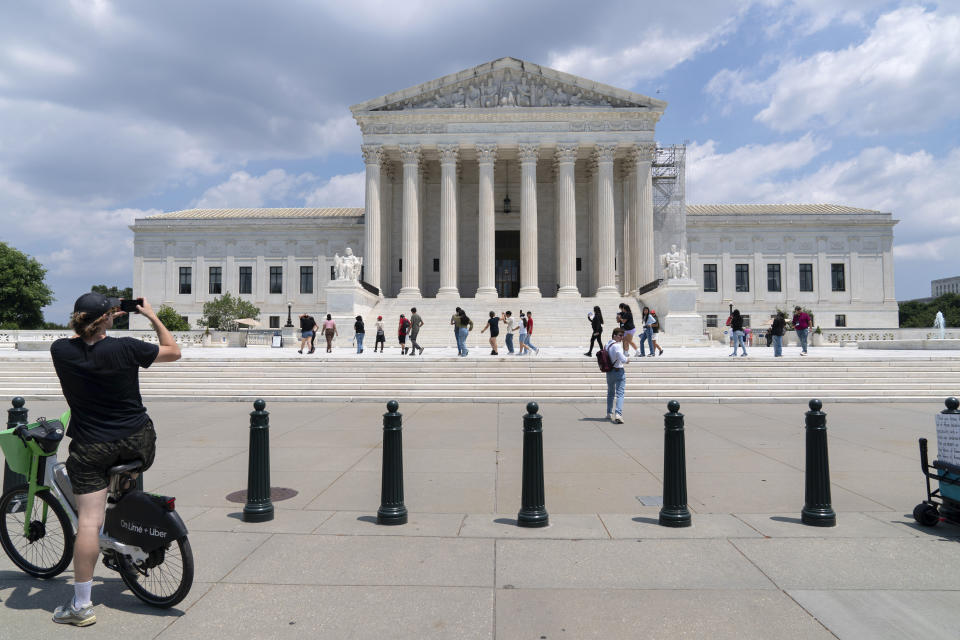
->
[53,599,96,627]
[614,413,624,424]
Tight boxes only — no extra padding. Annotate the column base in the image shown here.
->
[556,286,581,299]
[518,287,542,299]
[396,287,422,299]
[436,287,461,299]
[594,286,620,298]
[475,286,498,299]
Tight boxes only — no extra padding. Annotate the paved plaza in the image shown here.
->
[3,398,960,638]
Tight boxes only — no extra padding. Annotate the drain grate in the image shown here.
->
[226,487,298,503]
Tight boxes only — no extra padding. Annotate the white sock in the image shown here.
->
[73,580,93,608]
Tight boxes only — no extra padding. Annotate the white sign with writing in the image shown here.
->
[936,413,960,466]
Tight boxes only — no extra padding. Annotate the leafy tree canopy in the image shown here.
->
[899,293,960,328]
[156,305,191,331]
[0,242,54,329]
[197,293,259,331]
[91,285,134,329]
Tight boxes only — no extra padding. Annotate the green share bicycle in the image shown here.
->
[0,411,193,607]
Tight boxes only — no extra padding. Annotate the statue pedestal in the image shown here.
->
[326,280,380,319]
[643,278,705,345]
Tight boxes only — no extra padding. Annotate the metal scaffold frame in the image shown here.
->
[652,144,685,215]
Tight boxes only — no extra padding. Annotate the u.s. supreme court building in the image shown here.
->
[130,58,898,340]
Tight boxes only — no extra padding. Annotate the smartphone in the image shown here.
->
[120,298,143,313]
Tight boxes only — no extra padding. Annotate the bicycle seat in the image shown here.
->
[16,419,64,453]
[108,460,143,476]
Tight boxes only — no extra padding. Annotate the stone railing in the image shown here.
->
[1,330,208,347]
[709,327,959,346]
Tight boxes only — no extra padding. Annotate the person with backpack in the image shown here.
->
[584,306,603,357]
[353,315,365,354]
[398,314,411,355]
[374,315,385,353]
[771,311,787,357]
[727,309,747,357]
[600,327,629,423]
[456,308,473,357]
[649,309,664,356]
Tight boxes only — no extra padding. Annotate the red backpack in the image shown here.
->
[596,345,614,372]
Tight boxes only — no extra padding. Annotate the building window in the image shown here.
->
[269,266,282,294]
[300,266,313,294]
[742,315,751,327]
[398,259,402,272]
[576,257,582,271]
[735,264,749,292]
[330,265,335,281]
[179,267,192,295]
[831,263,845,292]
[835,314,847,327]
[239,267,252,294]
[799,263,814,291]
[706,314,718,328]
[180,316,189,327]
[208,267,222,295]
[433,258,439,272]
[767,264,781,292]
[703,264,717,292]
[269,315,280,329]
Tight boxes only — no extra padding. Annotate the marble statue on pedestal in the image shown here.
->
[935,310,946,340]
[661,244,689,280]
[334,247,363,281]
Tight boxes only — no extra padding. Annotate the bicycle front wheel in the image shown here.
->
[119,536,193,608]
[0,485,74,578]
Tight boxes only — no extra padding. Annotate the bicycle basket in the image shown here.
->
[0,428,33,476]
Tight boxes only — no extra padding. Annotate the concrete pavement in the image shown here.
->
[2,399,960,638]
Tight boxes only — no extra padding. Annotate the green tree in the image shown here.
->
[156,305,191,331]
[899,293,960,328]
[91,284,134,329]
[0,242,54,329]
[197,293,259,331]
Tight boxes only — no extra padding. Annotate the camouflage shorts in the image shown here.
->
[66,421,156,494]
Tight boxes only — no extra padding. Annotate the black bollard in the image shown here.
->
[378,400,407,525]
[659,400,692,527]
[242,399,274,522]
[4,397,28,492]
[801,399,836,526]
[518,402,548,528]
[937,397,960,523]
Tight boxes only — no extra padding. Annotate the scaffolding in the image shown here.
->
[652,144,685,216]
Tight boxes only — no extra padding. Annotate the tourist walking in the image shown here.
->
[374,315,385,352]
[456,308,473,357]
[640,306,656,357]
[408,307,424,356]
[771,311,786,357]
[617,303,639,356]
[792,306,811,355]
[502,310,517,354]
[524,310,541,355]
[649,309,664,356]
[451,307,463,355]
[727,309,747,357]
[322,314,338,353]
[398,314,411,355]
[481,310,500,355]
[517,311,530,355]
[584,306,603,356]
[354,315,365,354]
[604,327,629,423]
[298,313,317,354]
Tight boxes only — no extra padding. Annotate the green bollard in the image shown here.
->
[4,397,28,492]
[517,402,548,528]
[243,399,274,522]
[801,399,836,526]
[659,400,692,527]
[378,400,407,525]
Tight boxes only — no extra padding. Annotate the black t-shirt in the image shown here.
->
[300,316,314,331]
[619,310,635,331]
[51,337,159,444]
[488,317,500,337]
[354,320,365,333]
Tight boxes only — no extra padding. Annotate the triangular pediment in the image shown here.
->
[350,57,666,113]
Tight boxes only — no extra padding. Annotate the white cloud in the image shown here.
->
[193,169,308,209]
[303,172,365,208]
[709,6,960,134]
[894,235,960,262]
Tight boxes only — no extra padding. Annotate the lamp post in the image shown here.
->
[285,301,293,327]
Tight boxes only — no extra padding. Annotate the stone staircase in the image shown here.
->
[1,356,957,403]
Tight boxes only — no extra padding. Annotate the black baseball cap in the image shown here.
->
[73,292,119,316]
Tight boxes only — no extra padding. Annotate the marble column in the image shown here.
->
[518,143,541,298]
[622,156,636,295]
[633,143,655,288]
[398,144,422,299]
[475,143,498,298]
[555,143,580,298]
[361,144,383,292]
[437,144,460,298]
[594,143,618,297]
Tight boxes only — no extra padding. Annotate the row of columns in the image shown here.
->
[362,142,656,299]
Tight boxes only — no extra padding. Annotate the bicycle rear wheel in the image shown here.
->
[0,485,74,578]
[119,536,193,608]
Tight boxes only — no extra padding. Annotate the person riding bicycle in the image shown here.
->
[48,292,181,626]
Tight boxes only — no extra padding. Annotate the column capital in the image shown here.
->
[399,144,422,166]
[555,142,579,164]
[592,143,618,164]
[620,155,636,177]
[361,144,383,166]
[518,142,540,163]
[437,143,460,165]
[476,143,498,164]
[629,143,656,163]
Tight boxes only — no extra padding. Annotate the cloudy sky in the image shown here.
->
[2,0,958,321]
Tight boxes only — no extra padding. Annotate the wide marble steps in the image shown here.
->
[1,357,957,403]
